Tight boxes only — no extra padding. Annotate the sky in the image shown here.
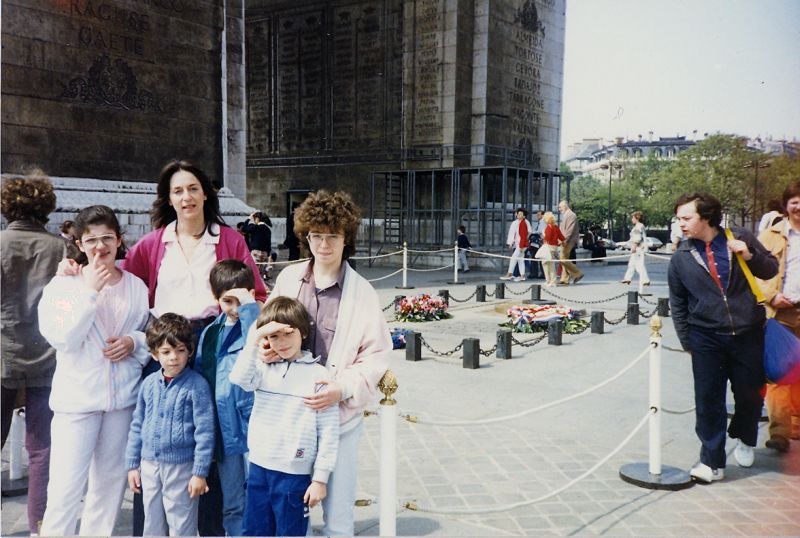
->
[560,0,800,157]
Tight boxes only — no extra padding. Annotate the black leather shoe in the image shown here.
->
[766,436,790,453]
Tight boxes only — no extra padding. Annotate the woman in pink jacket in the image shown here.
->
[258,190,391,536]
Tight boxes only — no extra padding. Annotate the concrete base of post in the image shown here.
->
[657,297,670,317]
[476,285,486,302]
[406,332,421,361]
[627,303,640,325]
[548,319,562,345]
[496,329,512,359]
[395,286,415,289]
[522,299,556,306]
[1,471,27,498]
[591,311,604,334]
[447,280,465,285]
[619,463,694,491]
[462,338,480,369]
[495,283,505,299]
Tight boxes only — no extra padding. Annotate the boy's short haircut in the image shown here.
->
[257,296,312,340]
[147,313,195,354]
[210,259,256,299]
[457,225,466,233]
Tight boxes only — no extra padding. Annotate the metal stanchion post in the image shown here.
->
[396,242,414,289]
[628,290,639,304]
[406,331,421,361]
[657,297,670,317]
[462,338,480,369]
[495,282,505,300]
[448,242,462,285]
[619,317,693,490]
[438,289,450,307]
[547,319,562,345]
[379,371,398,536]
[9,409,25,480]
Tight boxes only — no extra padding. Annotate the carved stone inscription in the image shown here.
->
[330,4,386,149]
[276,12,325,152]
[411,0,443,144]
[246,17,273,154]
[506,0,548,155]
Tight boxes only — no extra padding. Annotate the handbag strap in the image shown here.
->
[724,228,766,304]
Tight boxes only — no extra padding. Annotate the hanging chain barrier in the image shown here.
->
[407,263,455,272]
[505,284,535,296]
[639,307,659,319]
[449,289,478,303]
[419,336,463,357]
[350,249,404,261]
[662,344,689,354]
[603,311,629,325]
[368,268,404,283]
[662,405,696,415]
[510,333,548,348]
[382,301,397,312]
[541,289,628,305]
[639,295,658,305]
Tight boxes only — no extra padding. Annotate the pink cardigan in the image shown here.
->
[122,225,268,308]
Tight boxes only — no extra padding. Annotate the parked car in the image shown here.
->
[617,237,663,251]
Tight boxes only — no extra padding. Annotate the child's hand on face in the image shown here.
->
[221,288,256,306]
[187,475,209,498]
[128,469,141,493]
[247,322,294,363]
[83,256,111,293]
[303,481,327,508]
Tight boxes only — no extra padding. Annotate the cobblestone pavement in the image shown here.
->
[3,256,800,535]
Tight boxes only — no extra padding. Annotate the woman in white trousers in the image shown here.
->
[621,211,650,286]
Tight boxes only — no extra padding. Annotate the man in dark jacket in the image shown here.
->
[668,192,778,483]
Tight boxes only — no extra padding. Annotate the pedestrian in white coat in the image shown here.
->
[500,208,533,282]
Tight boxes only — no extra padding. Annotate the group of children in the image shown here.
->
[37,205,343,536]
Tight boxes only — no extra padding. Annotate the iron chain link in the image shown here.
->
[640,307,658,319]
[420,336,463,357]
[506,284,534,296]
[604,312,628,325]
[639,295,658,305]
[510,333,548,347]
[449,290,477,303]
[382,301,396,312]
[479,345,498,357]
[542,289,628,305]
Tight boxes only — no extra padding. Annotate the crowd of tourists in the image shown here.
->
[1,165,798,537]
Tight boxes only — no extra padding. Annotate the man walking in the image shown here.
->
[669,192,778,483]
[557,201,583,285]
[500,208,532,282]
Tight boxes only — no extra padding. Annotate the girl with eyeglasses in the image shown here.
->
[37,205,151,536]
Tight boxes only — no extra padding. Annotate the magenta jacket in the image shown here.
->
[121,225,268,308]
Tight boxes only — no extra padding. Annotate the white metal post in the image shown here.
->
[453,241,459,283]
[648,320,662,475]
[9,408,25,480]
[379,372,398,537]
[402,242,408,288]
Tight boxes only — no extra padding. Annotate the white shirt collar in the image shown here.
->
[162,221,220,244]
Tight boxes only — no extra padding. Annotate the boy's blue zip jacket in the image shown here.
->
[194,302,258,459]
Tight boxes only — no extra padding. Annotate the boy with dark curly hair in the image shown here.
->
[1,171,68,534]
[256,190,390,535]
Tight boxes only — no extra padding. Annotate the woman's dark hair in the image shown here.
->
[257,296,312,341]
[294,190,360,260]
[673,192,722,228]
[71,205,127,265]
[0,171,56,224]
[146,313,195,355]
[515,207,528,217]
[151,160,225,236]
[781,183,800,211]
[60,220,75,235]
[209,259,256,299]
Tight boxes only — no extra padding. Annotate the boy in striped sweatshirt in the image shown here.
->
[230,296,339,536]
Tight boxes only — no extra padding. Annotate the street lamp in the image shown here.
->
[600,160,623,240]
[745,158,771,233]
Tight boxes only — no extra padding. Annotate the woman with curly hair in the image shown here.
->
[256,190,390,536]
[1,171,68,534]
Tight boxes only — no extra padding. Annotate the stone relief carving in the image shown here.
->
[515,0,546,37]
[60,54,164,112]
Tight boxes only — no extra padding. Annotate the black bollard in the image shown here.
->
[406,331,421,361]
[476,284,486,302]
[530,284,541,301]
[394,295,406,309]
[627,291,638,304]
[591,311,604,334]
[627,303,640,325]
[548,319,562,345]
[658,297,670,317]
[495,282,505,299]
[438,289,450,307]
[462,338,480,369]
[496,329,512,359]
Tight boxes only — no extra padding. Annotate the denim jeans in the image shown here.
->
[242,464,310,537]
[689,326,765,469]
[1,385,53,533]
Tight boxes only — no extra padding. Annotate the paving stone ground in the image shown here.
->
[3,255,799,536]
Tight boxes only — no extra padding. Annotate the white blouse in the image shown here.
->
[152,221,219,320]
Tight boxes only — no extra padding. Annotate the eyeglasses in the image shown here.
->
[80,234,118,247]
[307,233,343,245]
